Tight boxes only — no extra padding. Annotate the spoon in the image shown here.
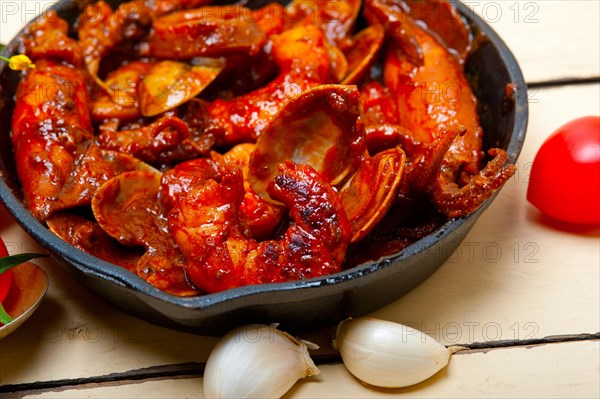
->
[0,262,48,339]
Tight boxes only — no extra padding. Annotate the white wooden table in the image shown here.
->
[1,1,599,397]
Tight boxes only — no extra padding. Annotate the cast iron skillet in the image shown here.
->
[0,0,527,335]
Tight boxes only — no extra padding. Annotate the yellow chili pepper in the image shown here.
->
[0,54,35,70]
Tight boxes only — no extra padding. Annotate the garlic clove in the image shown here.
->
[332,317,464,388]
[203,324,320,399]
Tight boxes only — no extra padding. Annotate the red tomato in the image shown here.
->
[0,238,14,303]
[527,116,600,225]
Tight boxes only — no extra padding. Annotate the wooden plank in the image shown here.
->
[1,83,598,385]
[11,340,600,398]
[0,1,598,83]
[288,341,600,398]
[467,1,600,83]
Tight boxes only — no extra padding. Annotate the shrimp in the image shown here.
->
[211,144,285,240]
[98,116,190,164]
[77,0,212,78]
[19,10,82,66]
[286,0,361,50]
[366,0,516,218]
[11,59,93,220]
[143,5,267,60]
[202,25,335,146]
[160,145,284,240]
[361,80,399,128]
[12,14,164,219]
[169,162,351,293]
[160,158,222,211]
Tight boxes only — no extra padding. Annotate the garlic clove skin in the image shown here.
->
[333,317,461,388]
[203,324,320,399]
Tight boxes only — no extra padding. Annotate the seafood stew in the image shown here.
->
[0,0,526,333]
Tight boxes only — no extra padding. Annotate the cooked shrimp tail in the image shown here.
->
[170,162,351,293]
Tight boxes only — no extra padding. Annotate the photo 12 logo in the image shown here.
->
[404,320,541,344]
[1,1,60,24]
[461,1,540,24]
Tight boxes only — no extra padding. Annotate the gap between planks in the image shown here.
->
[527,76,600,88]
[1,333,598,397]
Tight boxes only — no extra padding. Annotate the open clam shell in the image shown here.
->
[91,169,198,296]
[91,169,163,247]
[341,147,406,243]
[400,0,473,64]
[139,58,225,117]
[47,213,142,272]
[50,145,156,215]
[248,84,367,203]
[342,25,385,85]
